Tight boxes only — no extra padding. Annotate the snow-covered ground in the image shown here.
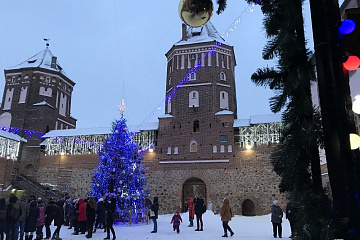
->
[52,211,292,240]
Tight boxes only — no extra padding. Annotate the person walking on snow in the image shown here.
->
[220,198,234,237]
[271,200,283,238]
[170,210,182,234]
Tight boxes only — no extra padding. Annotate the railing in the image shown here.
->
[12,174,61,199]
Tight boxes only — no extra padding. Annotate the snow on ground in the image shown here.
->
[52,211,291,240]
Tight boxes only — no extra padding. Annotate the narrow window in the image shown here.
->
[193,120,199,132]
[213,145,217,153]
[190,72,196,80]
[167,147,171,155]
[189,90,199,107]
[220,72,226,81]
[220,145,225,153]
[190,53,196,60]
[174,147,179,155]
[228,145,233,153]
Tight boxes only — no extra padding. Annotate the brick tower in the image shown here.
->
[157,22,237,162]
[0,46,76,176]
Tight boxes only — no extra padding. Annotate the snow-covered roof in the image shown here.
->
[0,130,27,142]
[233,119,250,127]
[215,110,233,115]
[7,47,67,76]
[233,114,282,127]
[42,127,112,138]
[175,21,227,46]
[158,114,173,119]
[137,122,158,131]
[33,100,54,108]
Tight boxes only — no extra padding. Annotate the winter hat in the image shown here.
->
[98,198,104,202]
[198,194,203,199]
[273,200,278,205]
[176,210,179,214]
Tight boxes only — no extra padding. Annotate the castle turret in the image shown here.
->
[0,47,77,176]
[157,22,237,161]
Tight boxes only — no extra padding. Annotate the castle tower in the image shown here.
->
[157,22,237,162]
[0,47,76,176]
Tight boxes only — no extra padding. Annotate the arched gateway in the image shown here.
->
[182,177,206,212]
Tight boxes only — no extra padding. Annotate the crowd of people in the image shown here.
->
[0,194,117,240]
[0,193,297,239]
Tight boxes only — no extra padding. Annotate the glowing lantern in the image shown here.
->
[339,19,356,34]
[353,95,360,114]
[349,133,360,150]
[343,56,360,71]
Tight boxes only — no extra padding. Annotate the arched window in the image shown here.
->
[190,72,196,81]
[213,145,217,153]
[190,141,197,152]
[220,145,225,153]
[220,72,226,81]
[189,90,199,107]
[167,99,172,113]
[228,145,233,153]
[193,120,199,132]
[174,147,179,155]
[167,147,172,155]
[220,91,229,109]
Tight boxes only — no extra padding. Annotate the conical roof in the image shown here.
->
[7,47,67,76]
[174,21,227,46]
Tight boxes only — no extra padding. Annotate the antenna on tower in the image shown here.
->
[43,38,51,47]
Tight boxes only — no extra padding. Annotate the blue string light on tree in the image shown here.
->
[89,101,148,223]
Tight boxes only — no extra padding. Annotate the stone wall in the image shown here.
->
[145,165,286,215]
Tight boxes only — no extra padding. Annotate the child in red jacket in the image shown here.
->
[170,210,182,234]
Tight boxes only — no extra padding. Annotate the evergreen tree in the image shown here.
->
[216,0,335,238]
[89,117,148,223]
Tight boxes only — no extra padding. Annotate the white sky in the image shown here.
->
[0,0,318,129]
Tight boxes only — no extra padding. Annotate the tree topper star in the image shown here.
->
[118,100,126,117]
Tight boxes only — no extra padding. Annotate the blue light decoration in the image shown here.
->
[89,117,148,224]
[339,19,356,35]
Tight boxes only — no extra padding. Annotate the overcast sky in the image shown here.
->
[0,0,318,129]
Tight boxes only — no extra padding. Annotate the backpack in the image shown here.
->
[202,204,206,213]
[9,203,21,220]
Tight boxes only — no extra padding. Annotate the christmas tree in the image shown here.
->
[89,116,148,223]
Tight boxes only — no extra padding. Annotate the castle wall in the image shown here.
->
[35,144,286,215]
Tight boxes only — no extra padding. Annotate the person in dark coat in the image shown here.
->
[64,198,72,227]
[44,199,57,239]
[170,210,182,234]
[6,195,22,240]
[24,200,39,240]
[150,196,159,233]
[85,197,96,238]
[52,200,65,240]
[104,196,116,240]
[194,194,205,231]
[67,199,76,230]
[0,198,8,240]
[271,200,283,238]
[19,195,30,240]
[94,198,106,232]
[286,202,297,238]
